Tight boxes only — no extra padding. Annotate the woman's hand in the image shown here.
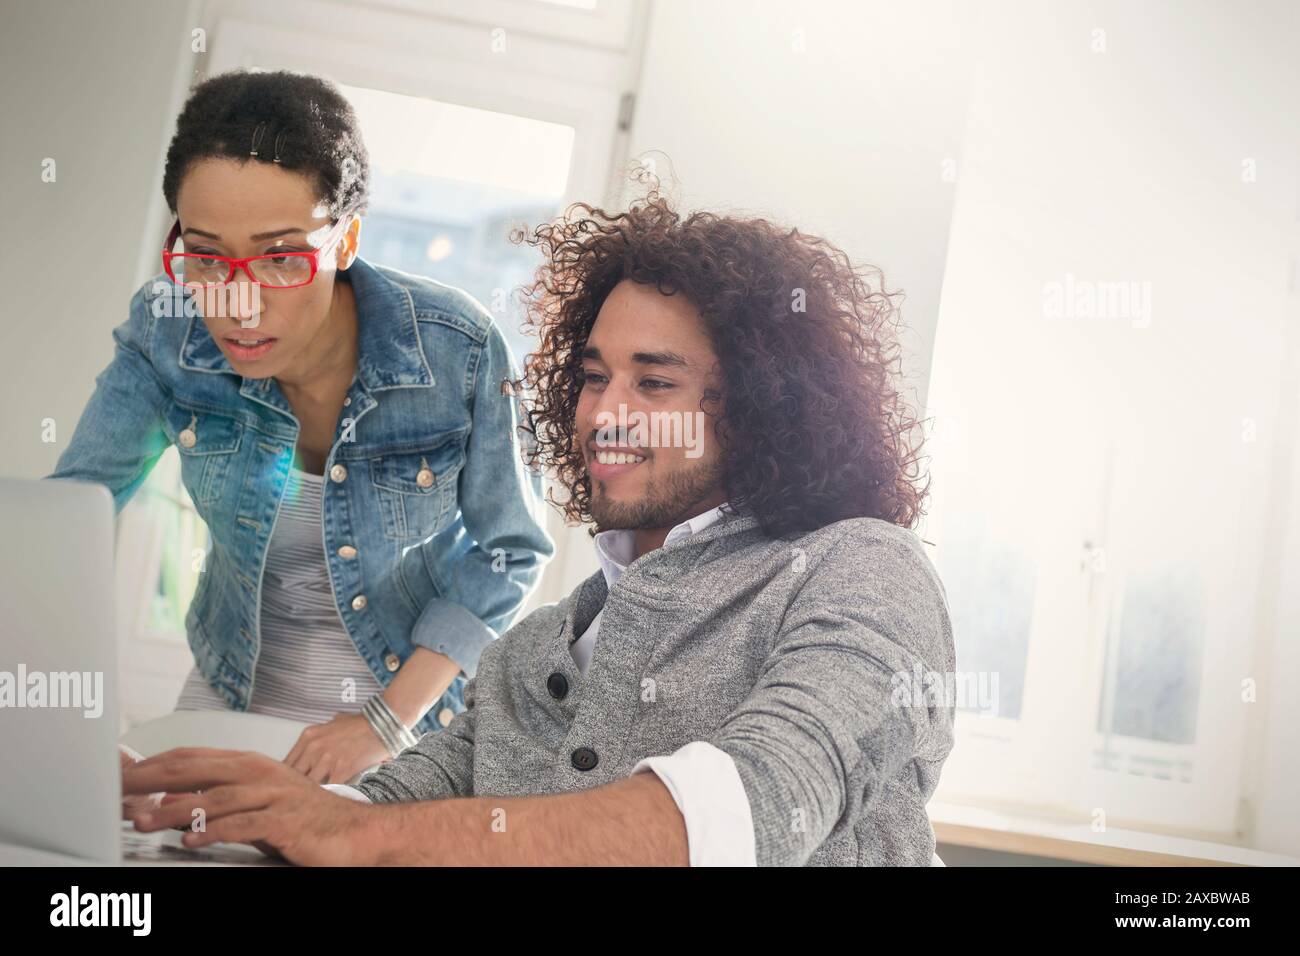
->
[284,712,390,784]
[124,747,375,865]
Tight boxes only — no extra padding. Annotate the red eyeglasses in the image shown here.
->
[162,214,354,289]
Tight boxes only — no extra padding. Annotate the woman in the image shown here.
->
[50,69,553,784]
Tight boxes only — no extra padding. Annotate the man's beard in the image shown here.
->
[589,457,725,532]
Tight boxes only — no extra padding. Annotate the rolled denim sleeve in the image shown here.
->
[45,281,172,513]
[407,324,553,677]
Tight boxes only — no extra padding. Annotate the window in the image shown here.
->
[338,82,576,365]
[130,448,209,641]
[924,26,1285,837]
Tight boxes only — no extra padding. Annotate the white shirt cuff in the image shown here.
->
[632,740,757,866]
[322,783,373,803]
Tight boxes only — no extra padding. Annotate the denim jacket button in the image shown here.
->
[416,467,435,488]
[178,428,196,449]
[329,463,348,483]
[437,707,454,727]
[384,652,400,672]
[351,593,368,611]
[337,544,357,559]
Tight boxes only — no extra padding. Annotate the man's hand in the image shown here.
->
[284,713,389,784]
[123,747,375,865]
[119,744,166,820]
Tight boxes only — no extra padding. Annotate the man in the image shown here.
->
[125,194,956,866]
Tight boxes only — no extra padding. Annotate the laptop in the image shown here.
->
[0,476,273,865]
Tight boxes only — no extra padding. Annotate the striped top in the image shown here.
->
[175,467,383,723]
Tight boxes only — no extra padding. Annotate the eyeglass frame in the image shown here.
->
[161,212,356,290]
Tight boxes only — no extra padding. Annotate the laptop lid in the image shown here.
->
[0,477,120,863]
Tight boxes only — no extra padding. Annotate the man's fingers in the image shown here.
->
[182,810,280,849]
[134,746,246,765]
[251,839,285,861]
[119,745,164,820]
[122,749,268,795]
[131,784,274,833]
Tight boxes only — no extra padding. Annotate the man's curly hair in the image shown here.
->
[513,190,928,539]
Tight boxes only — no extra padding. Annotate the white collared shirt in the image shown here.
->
[329,504,757,866]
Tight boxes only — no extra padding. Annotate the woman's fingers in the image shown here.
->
[284,731,308,770]
[284,729,336,784]
[305,755,333,785]
[284,725,328,777]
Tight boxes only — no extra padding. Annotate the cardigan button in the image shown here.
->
[546,672,569,700]
[571,747,598,772]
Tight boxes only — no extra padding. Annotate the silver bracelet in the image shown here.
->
[363,696,414,756]
[372,695,416,754]
[362,695,418,757]
[360,697,397,755]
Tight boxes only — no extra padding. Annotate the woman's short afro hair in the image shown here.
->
[162,69,369,220]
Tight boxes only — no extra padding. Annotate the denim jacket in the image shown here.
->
[47,257,554,736]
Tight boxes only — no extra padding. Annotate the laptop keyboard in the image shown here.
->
[120,821,281,865]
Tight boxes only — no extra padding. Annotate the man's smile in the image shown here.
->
[587,443,649,480]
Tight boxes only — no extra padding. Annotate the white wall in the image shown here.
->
[0,0,195,480]
[625,0,976,410]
